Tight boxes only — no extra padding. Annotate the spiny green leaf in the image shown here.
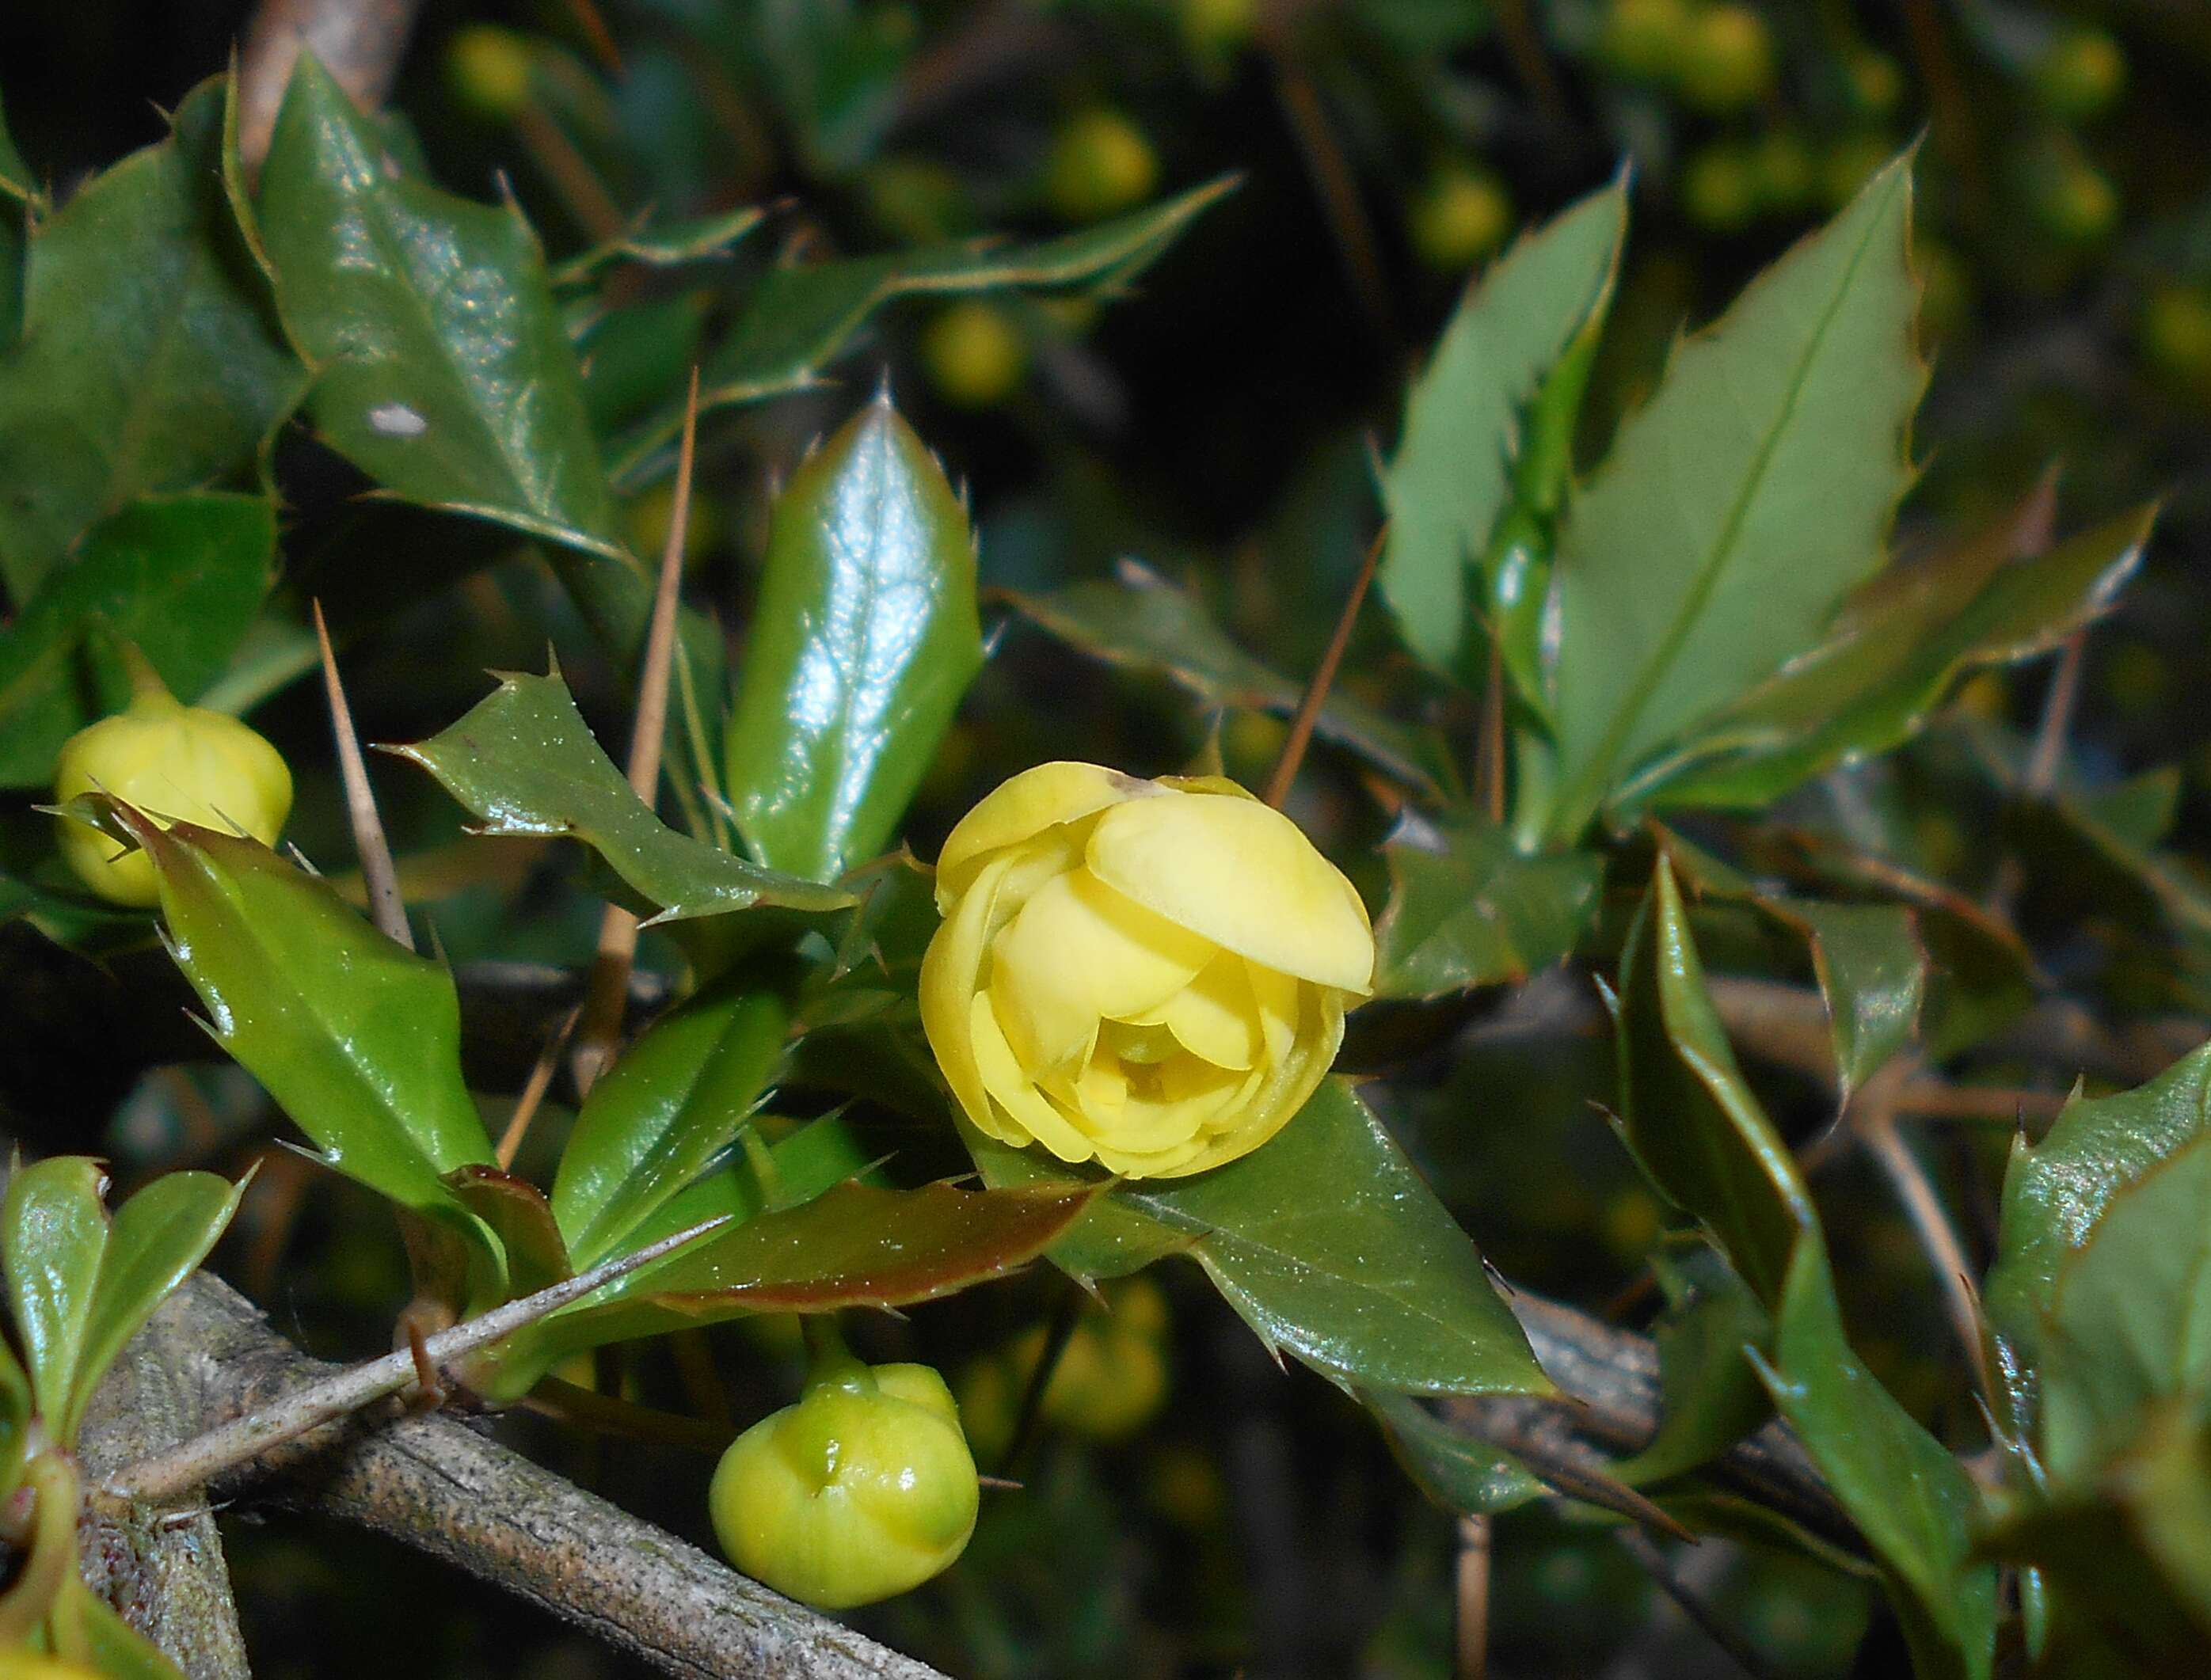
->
[1550,151,1924,838]
[257,53,620,561]
[1987,1040,2211,1376]
[1636,504,2152,814]
[446,1168,570,1301]
[554,986,789,1268]
[1615,855,1819,1307]
[1616,1245,1774,1486]
[611,178,1236,483]
[2,1157,108,1433]
[1371,819,1603,999]
[724,397,983,882]
[550,203,767,288]
[0,493,276,788]
[81,803,500,1275]
[0,79,303,599]
[1011,561,1444,795]
[1754,1242,1997,1680]
[1379,178,1627,678]
[1364,1389,1544,1514]
[966,1079,1551,1397]
[387,669,854,923]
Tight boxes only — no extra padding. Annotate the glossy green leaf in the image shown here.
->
[2040,1131,2211,1480]
[257,54,621,561]
[969,1079,1551,1397]
[550,204,766,287]
[0,492,276,788]
[447,1168,571,1302]
[1618,1246,1774,1486]
[1364,1389,1544,1514]
[1987,1040,2211,1375]
[1012,561,1443,795]
[0,80,303,599]
[78,802,499,1263]
[1372,819,1602,999]
[724,397,982,881]
[1615,856,1820,1306]
[1379,178,1626,678]
[1755,1241,1997,1680]
[554,986,789,1267]
[2,1157,108,1433]
[1637,506,2152,813]
[617,1111,885,1252]
[388,670,854,922]
[518,1180,1097,1368]
[1550,152,1924,838]
[611,178,1235,481]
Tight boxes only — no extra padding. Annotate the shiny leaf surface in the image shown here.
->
[1371,819,1603,999]
[723,397,982,881]
[1550,153,1924,838]
[1617,1246,1773,1485]
[2,1157,108,1433]
[257,55,621,561]
[447,1167,571,1301]
[1012,561,1443,795]
[1615,856,1820,1307]
[0,492,275,788]
[1379,179,1626,677]
[968,1079,1551,1396]
[388,670,854,922]
[554,986,790,1266]
[0,79,303,599]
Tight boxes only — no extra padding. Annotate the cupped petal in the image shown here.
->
[919,851,1018,1138]
[988,869,1213,1074]
[1248,961,1299,1066]
[1086,794,1375,993]
[1125,952,1260,1070]
[968,991,1098,1164]
[935,762,1155,906]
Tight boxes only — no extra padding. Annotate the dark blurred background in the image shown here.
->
[6,2,2211,1674]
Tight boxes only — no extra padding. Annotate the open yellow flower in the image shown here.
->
[921,762,1373,1178]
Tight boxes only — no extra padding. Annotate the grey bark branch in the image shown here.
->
[105,1274,946,1680]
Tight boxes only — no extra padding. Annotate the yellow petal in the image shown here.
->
[1086,794,1375,993]
[988,869,1212,1074]
[935,762,1154,907]
[919,852,1018,1139]
[1125,953,1259,1070]
[1248,962,1299,1066]
[969,992,1098,1164]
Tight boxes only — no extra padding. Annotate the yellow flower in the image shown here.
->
[54,686,294,907]
[920,762,1373,1179]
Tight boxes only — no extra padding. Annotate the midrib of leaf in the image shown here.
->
[1553,174,1900,841]
[817,419,899,860]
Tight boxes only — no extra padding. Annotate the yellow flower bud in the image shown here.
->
[921,762,1373,1179]
[710,1360,979,1610]
[54,687,293,907]
[1044,109,1159,225]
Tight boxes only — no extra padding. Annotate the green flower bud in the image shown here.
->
[710,1360,979,1610]
[1410,166,1513,273]
[1044,108,1159,225]
[55,686,293,907]
[445,25,535,122]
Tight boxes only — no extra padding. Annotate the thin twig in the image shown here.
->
[496,1004,579,1171]
[514,101,628,243]
[1263,527,1385,809]
[314,600,412,951]
[105,1215,729,1506]
[1453,1514,1491,1680]
[2025,631,2088,797]
[1269,59,1395,356]
[1614,1530,1783,1680]
[572,368,700,1094]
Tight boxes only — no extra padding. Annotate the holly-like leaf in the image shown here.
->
[0,1158,242,1447]
[967,1079,1551,1397]
[1986,1040,2211,1376]
[1756,1243,1998,1680]
[1634,505,2152,814]
[387,669,854,922]
[256,54,620,563]
[610,178,1236,482]
[0,79,303,599]
[74,802,500,1273]
[516,1180,1098,1369]
[1371,819,1603,999]
[723,397,982,882]
[1549,152,1924,839]
[1615,856,1820,1307]
[2039,1131,2211,1480]
[1364,1389,1544,1514]
[1012,561,1443,795]
[553,986,789,1268]
[1379,178,1627,678]
[550,204,767,288]
[1617,1246,1774,1486]
[0,493,276,788]
[446,1168,571,1302]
